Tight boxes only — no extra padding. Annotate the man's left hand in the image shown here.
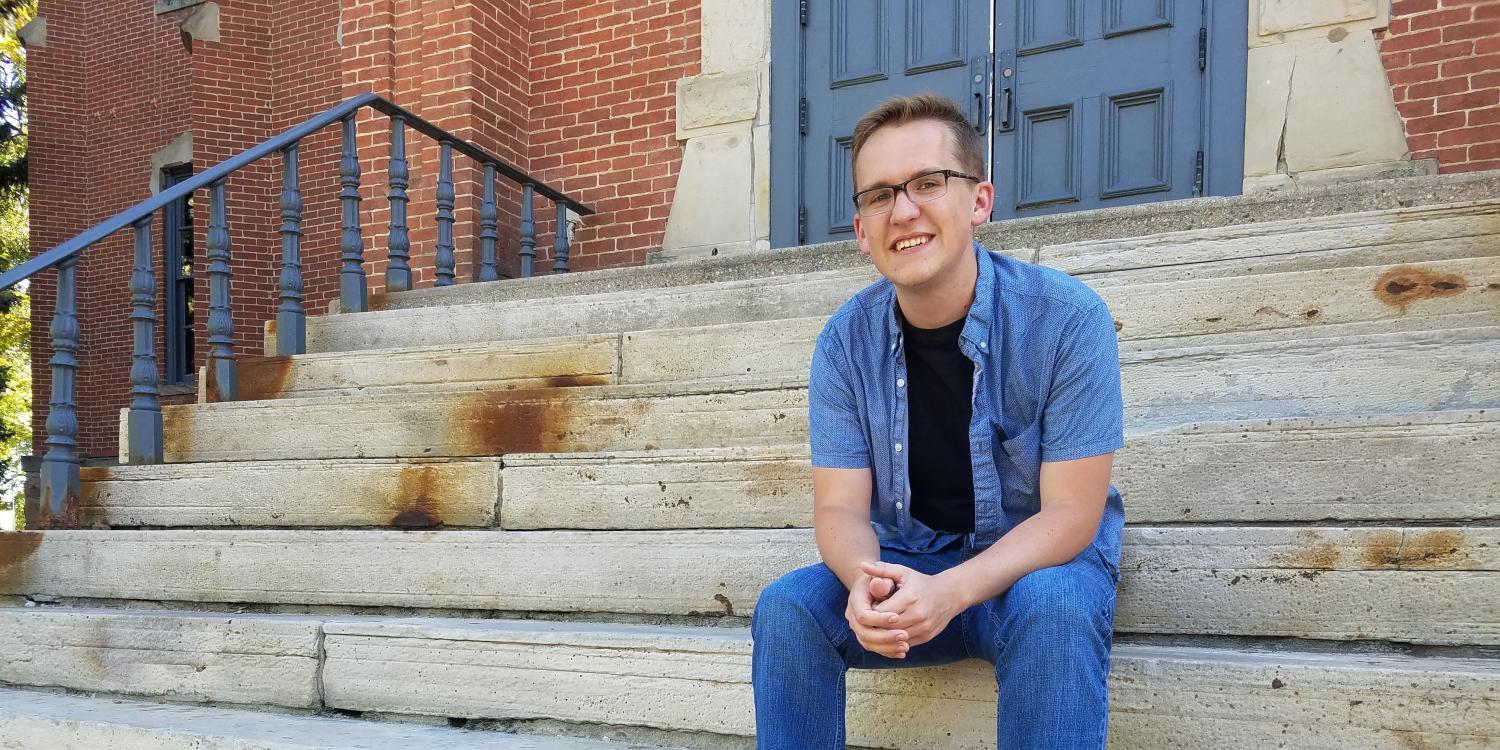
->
[859,561,967,648]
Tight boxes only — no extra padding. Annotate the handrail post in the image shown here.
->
[434,140,456,286]
[518,183,536,278]
[338,114,368,312]
[478,163,499,282]
[553,203,570,273]
[385,115,412,293]
[127,217,163,464]
[37,255,81,527]
[277,144,306,356]
[206,179,237,401]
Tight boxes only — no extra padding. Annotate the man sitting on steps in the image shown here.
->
[751,93,1126,749]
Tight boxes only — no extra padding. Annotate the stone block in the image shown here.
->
[1258,0,1378,35]
[1283,32,1408,172]
[702,0,769,74]
[662,128,755,255]
[675,69,762,139]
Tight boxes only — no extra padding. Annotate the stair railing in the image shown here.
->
[0,92,593,528]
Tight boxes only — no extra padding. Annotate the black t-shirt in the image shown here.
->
[901,311,976,534]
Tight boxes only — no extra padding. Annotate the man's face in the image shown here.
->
[852,119,994,292]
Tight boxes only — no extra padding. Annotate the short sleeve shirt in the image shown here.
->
[807,243,1126,570]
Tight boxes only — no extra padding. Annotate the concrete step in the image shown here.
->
[246,250,1499,400]
[307,199,1500,354]
[86,410,1500,529]
[384,173,1500,310]
[149,328,1499,463]
[1,608,1495,749]
[0,686,679,750]
[2,526,1496,644]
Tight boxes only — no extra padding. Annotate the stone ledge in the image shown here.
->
[154,0,208,14]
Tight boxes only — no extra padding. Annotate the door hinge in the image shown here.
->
[799,0,808,25]
[797,205,807,243]
[1193,150,1205,195]
[799,98,808,135]
[1198,27,1207,71]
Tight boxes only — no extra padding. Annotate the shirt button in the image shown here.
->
[979,341,988,350]
[896,502,904,510]
[896,378,906,388]
[894,443,903,452]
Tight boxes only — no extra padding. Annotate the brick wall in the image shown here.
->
[1379,0,1500,172]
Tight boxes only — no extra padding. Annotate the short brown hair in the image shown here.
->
[850,93,986,186]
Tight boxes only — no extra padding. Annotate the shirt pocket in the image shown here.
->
[994,414,1042,519]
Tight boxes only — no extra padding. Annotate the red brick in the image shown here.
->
[1438,123,1500,144]
[1408,7,1473,30]
[1393,0,1438,13]
[1437,88,1500,111]
[1411,40,1477,64]
[1379,27,1443,52]
[1408,76,1472,98]
[1406,111,1469,133]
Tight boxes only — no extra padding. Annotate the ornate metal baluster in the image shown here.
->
[277,144,306,356]
[339,114,368,312]
[478,163,499,282]
[37,254,81,527]
[206,179,237,401]
[552,203,570,273]
[386,116,412,293]
[518,183,536,278]
[434,141,457,286]
[127,217,163,464]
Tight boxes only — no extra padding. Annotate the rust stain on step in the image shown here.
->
[389,464,447,529]
[236,355,296,401]
[1360,529,1464,568]
[0,532,43,590]
[1293,541,1340,570]
[459,387,589,455]
[542,374,611,388]
[1373,266,1467,313]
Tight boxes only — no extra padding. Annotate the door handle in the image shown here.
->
[968,55,992,132]
[997,51,1015,133]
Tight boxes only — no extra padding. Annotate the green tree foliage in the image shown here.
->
[0,0,34,526]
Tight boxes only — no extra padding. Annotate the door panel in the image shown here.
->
[994,0,1204,219]
[801,0,991,244]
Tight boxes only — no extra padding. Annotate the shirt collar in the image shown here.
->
[882,241,995,357]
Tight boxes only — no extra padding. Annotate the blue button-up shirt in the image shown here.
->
[808,243,1125,573]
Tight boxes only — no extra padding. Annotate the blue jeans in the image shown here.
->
[751,539,1117,749]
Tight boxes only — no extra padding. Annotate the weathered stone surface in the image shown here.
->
[500,447,813,530]
[1121,328,1499,429]
[159,380,807,462]
[0,608,320,708]
[321,618,1500,749]
[498,409,1500,529]
[384,175,1500,311]
[661,129,756,256]
[1282,33,1410,173]
[701,0,768,75]
[674,69,761,136]
[1257,0,1378,35]
[311,268,875,353]
[80,458,501,528]
[1042,200,1500,277]
[235,335,619,400]
[3,527,1495,643]
[0,686,639,750]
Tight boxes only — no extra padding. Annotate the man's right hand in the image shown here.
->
[845,573,909,658]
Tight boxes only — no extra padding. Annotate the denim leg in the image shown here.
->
[977,548,1117,750]
[751,545,969,749]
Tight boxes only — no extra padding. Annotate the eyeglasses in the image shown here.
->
[851,169,981,217]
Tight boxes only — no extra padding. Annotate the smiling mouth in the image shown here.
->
[893,235,933,252]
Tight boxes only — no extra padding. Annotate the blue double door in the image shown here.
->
[772,0,1247,246]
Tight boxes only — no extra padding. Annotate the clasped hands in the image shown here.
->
[843,561,965,659]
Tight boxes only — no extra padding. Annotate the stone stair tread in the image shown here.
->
[0,685,680,750]
[1,607,1495,749]
[307,197,1500,354]
[3,526,1496,645]
[377,176,1500,310]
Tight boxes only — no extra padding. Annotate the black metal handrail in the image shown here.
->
[14,93,593,528]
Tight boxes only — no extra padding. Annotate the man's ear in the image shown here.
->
[853,213,872,256]
[970,181,995,227]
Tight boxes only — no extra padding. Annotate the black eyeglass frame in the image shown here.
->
[850,169,982,216]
